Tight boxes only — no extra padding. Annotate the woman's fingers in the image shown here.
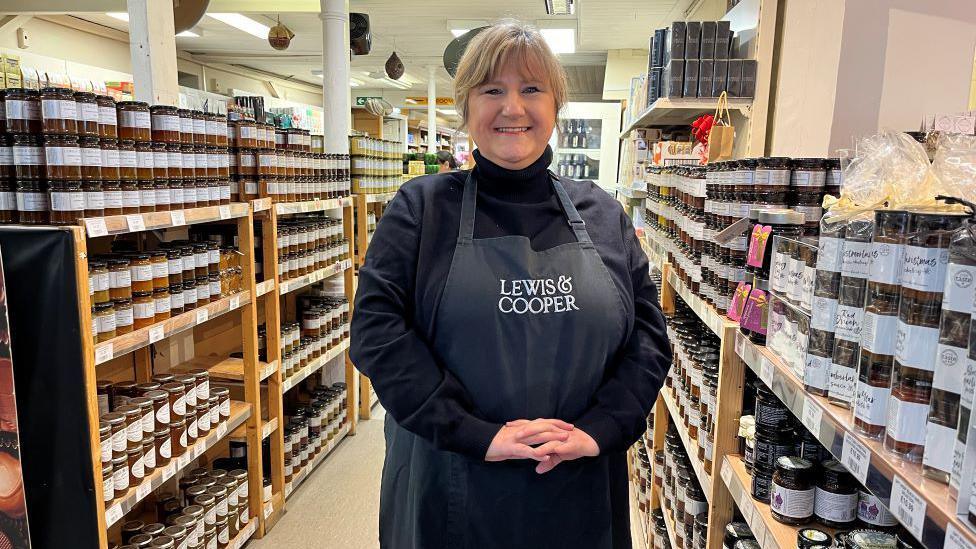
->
[530,440,565,458]
[505,419,530,427]
[518,431,570,446]
[535,455,563,474]
[516,420,574,439]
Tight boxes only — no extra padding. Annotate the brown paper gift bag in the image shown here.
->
[707,91,735,162]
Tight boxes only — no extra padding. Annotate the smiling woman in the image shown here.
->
[350,19,671,549]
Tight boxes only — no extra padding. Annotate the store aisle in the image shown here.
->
[251,408,387,549]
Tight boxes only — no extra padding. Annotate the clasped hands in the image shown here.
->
[485,418,599,474]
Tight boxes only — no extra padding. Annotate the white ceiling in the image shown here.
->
[78,0,691,93]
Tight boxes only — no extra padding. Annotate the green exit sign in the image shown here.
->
[356,96,382,106]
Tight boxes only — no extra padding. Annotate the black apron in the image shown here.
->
[380,171,629,549]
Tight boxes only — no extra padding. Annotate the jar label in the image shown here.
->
[132,264,153,282]
[814,487,857,522]
[867,242,904,285]
[197,284,211,300]
[168,151,182,168]
[51,191,86,212]
[81,102,100,122]
[133,300,155,319]
[754,168,790,186]
[5,99,28,120]
[210,406,219,425]
[98,311,116,333]
[179,428,188,449]
[195,252,208,268]
[218,526,229,544]
[137,150,154,168]
[187,417,198,439]
[171,291,184,310]
[94,272,110,292]
[82,146,102,166]
[143,445,155,469]
[853,381,890,426]
[17,191,49,212]
[841,241,871,279]
[102,473,114,502]
[155,295,170,313]
[922,420,955,473]
[901,245,949,293]
[180,117,193,133]
[770,249,789,293]
[167,258,181,275]
[886,395,928,445]
[828,363,856,403]
[220,184,231,200]
[0,146,11,166]
[804,352,831,390]
[13,145,43,165]
[170,187,184,204]
[792,170,827,187]
[102,148,120,167]
[104,190,123,209]
[861,311,898,354]
[184,287,197,303]
[210,280,221,296]
[138,188,155,206]
[126,418,142,442]
[159,437,172,459]
[113,464,129,492]
[99,106,116,126]
[120,149,137,168]
[858,489,898,526]
[944,263,976,313]
[208,153,220,168]
[894,320,939,371]
[833,304,863,342]
[240,154,255,167]
[769,482,814,519]
[141,409,154,434]
[131,454,144,479]
[193,118,206,134]
[121,110,151,129]
[153,114,180,132]
[110,269,131,288]
[151,262,168,280]
[933,343,968,393]
[221,399,230,417]
[208,186,219,201]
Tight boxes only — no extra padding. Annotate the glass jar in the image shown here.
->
[109,258,132,300]
[118,139,138,181]
[169,179,184,211]
[103,180,123,216]
[152,141,169,180]
[117,101,151,142]
[79,136,102,182]
[90,260,110,303]
[814,459,857,528]
[44,134,83,180]
[95,301,117,342]
[130,253,154,293]
[97,95,117,138]
[75,92,100,136]
[151,105,180,143]
[133,291,155,330]
[112,453,129,499]
[15,180,50,225]
[182,179,198,209]
[170,419,187,458]
[115,298,133,335]
[5,88,42,134]
[183,279,198,311]
[100,138,121,180]
[135,141,154,181]
[191,111,206,144]
[12,134,44,180]
[49,179,85,225]
[154,181,170,212]
[40,87,79,135]
[137,181,155,213]
[770,456,814,525]
[169,283,184,315]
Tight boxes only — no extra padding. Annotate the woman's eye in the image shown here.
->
[523,86,540,93]
[484,88,502,95]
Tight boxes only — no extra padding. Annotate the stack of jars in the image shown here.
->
[229,117,350,203]
[88,240,244,344]
[658,423,709,549]
[283,382,348,485]
[665,299,721,471]
[632,443,652,515]
[280,296,350,379]
[275,215,348,281]
[96,371,232,505]
[349,135,403,194]
[114,465,250,548]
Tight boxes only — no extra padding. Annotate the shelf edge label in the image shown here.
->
[841,431,870,484]
[891,476,926,541]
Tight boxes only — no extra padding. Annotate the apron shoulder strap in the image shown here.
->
[548,171,594,247]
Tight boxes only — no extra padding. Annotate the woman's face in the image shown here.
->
[467,58,556,170]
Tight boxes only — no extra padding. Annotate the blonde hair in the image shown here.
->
[453,20,568,129]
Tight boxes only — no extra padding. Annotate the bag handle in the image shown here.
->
[712,91,732,127]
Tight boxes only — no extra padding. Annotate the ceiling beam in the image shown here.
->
[208,0,320,12]
[0,15,32,34]
[0,0,125,13]
[36,14,129,42]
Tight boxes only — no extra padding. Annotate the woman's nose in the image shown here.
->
[501,92,526,117]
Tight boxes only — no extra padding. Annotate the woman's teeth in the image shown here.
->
[495,127,529,133]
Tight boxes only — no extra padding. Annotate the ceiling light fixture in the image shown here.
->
[177,30,200,37]
[447,19,489,37]
[437,108,458,116]
[206,13,271,40]
[544,0,575,15]
[539,28,576,54]
[106,12,129,21]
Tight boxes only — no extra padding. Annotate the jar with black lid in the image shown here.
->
[16,180,50,224]
[814,459,857,528]
[723,522,753,549]
[4,88,41,134]
[798,528,832,549]
[769,456,815,525]
[49,180,85,225]
[96,95,117,138]
[12,133,43,180]
[40,87,79,135]
[848,530,897,549]
[117,101,151,142]
[73,91,99,136]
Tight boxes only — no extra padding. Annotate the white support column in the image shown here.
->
[427,65,437,153]
[321,0,351,154]
[127,0,180,106]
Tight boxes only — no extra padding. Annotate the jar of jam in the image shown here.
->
[12,134,44,180]
[119,139,138,181]
[79,136,102,182]
[151,105,180,143]
[118,101,151,142]
[814,459,857,528]
[191,111,206,144]
[133,291,155,329]
[183,279,198,311]
[130,253,154,293]
[5,88,41,134]
[16,180,50,224]
[769,456,814,525]
[135,140,154,181]
[112,453,129,498]
[137,181,155,213]
[170,418,188,458]
[96,95,117,137]
[75,92,100,136]
[40,87,79,135]
[98,138,120,180]
[95,301,117,342]
[103,180,122,216]
[49,179,85,225]
[109,257,132,299]
[112,298,132,335]
[153,288,171,322]
[44,134,83,180]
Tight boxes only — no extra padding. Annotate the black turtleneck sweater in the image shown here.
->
[350,147,670,459]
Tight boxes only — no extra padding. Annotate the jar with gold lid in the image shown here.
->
[114,298,133,335]
[40,87,79,135]
[74,92,99,136]
[117,101,151,142]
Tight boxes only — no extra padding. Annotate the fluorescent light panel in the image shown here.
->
[108,12,198,37]
[545,0,575,15]
[437,108,458,116]
[177,30,199,37]
[450,29,469,37]
[206,13,270,40]
[381,77,411,90]
[540,28,575,54]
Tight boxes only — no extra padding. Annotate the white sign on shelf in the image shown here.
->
[735,334,745,357]
[148,325,165,344]
[219,205,231,220]
[217,422,228,438]
[841,432,871,484]
[95,344,114,364]
[230,295,241,309]
[760,358,774,386]
[105,504,123,525]
[802,396,823,439]
[163,463,176,481]
[136,482,152,501]
[891,476,926,541]
[196,309,209,324]
[170,210,186,226]
[84,218,108,237]
[125,214,146,232]
[945,525,976,549]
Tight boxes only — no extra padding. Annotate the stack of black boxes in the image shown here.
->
[646,20,757,106]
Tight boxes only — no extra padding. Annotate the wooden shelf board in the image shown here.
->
[184,355,275,383]
[281,338,350,393]
[255,279,275,297]
[274,197,353,216]
[251,198,272,212]
[659,493,679,549]
[620,97,753,138]
[661,389,713,501]
[285,423,351,498]
[228,518,257,549]
[278,259,352,295]
[83,203,250,238]
[665,266,735,340]
[734,332,976,549]
[94,292,249,366]
[104,401,251,527]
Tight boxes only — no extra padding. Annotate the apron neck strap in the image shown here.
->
[458,170,593,246]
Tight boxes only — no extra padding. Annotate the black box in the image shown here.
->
[663,59,684,98]
[698,60,714,98]
[648,68,663,105]
[701,22,716,60]
[715,21,731,59]
[683,59,700,97]
[668,22,686,61]
[651,28,666,68]
[685,22,702,59]
[727,59,743,96]
[712,59,728,96]
[740,59,757,98]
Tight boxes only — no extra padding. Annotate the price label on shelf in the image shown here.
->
[802,396,823,439]
[841,431,870,484]
[177,455,190,470]
[217,422,228,438]
[163,463,176,481]
[95,344,113,365]
[124,214,146,232]
[264,502,274,519]
[170,210,186,226]
[720,460,733,486]
[148,325,165,344]
[945,525,976,549]
[230,295,241,309]
[195,309,209,324]
[891,476,926,541]
[136,482,152,501]
[105,504,123,525]
[760,358,774,387]
[735,334,745,357]
[84,218,108,237]
[219,205,231,220]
